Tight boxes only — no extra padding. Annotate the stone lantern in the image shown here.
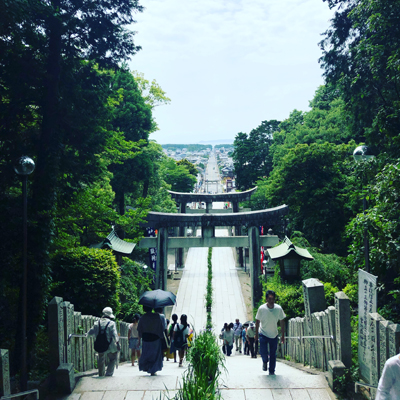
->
[266,236,313,279]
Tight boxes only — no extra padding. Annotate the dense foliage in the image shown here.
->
[51,248,121,317]
[0,0,184,378]
[232,120,280,190]
[238,0,400,336]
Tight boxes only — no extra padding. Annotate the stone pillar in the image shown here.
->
[177,202,186,268]
[249,226,262,308]
[323,309,333,363]
[334,292,352,369]
[232,201,243,268]
[62,301,73,364]
[368,312,384,390]
[0,349,10,396]
[206,201,212,213]
[388,323,400,358]
[74,312,83,372]
[328,360,346,393]
[302,279,326,367]
[328,306,337,359]
[379,320,392,377]
[302,279,326,315]
[157,227,168,290]
[49,296,65,372]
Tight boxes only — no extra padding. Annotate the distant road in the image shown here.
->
[205,151,222,194]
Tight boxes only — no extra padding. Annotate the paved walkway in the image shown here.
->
[62,203,335,399]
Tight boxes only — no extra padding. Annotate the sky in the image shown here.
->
[128,0,336,144]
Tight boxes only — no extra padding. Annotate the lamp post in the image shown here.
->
[353,145,375,273]
[14,156,35,390]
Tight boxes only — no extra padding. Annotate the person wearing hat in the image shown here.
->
[87,307,120,377]
[246,322,257,358]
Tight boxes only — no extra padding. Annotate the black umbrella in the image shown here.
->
[139,289,177,309]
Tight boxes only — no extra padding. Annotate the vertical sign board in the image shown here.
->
[358,269,377,382]
[146,227,157,283]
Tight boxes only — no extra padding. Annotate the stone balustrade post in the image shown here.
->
[388,324,400,358]
[49,297,64,372]
[248,226,261,307]
[379,320,393,377]
[0,349,11,397]
[368,312,384,392]
[334,292,351,369]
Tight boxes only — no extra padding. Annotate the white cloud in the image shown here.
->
[129,0,335,143]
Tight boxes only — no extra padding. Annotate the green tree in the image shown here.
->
[270,86,352,168]
[232,120,280,190]
[162,157,197,193]
[0,0,144,372]
[320,0,400,157]
[346,160,400,321]
[108,68,153,214]
[256,142,354,253]
[177,159,198,176]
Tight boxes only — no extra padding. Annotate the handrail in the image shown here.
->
[67,333,128,344]
[355,381,377,400]
[355,381,377,391]
[1,389,39,399]
[285,335,334,340]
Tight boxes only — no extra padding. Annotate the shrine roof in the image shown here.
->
[90,230,136,254]
[267,236,313,261]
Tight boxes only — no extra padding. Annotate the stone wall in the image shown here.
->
[48,296,131,374]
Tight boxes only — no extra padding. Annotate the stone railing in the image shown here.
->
[281,292,351,372]
[48,296,131,393]
[359,313,400,397]
[278,279,352,392]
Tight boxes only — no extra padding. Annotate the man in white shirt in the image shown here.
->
[376,353,400,399]
[255,290,286,375]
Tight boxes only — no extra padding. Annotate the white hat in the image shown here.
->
[102,307,115,319]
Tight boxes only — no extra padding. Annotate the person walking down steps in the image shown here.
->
[86,307,120,377]
[128,314,141,366]
[233,318,243,353]
[223,323,234,356]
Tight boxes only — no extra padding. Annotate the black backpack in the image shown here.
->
[174,325,185,349]
[94,320,111,353]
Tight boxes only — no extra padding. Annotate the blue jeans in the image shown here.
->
[225,344,233,356]
[259,334,278,373]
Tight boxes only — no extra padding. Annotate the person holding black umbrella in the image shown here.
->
[137,306,165,376]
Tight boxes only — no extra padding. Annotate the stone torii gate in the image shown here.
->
[169,188,258,268]
[138,199,289,307]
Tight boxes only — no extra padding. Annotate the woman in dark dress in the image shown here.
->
[137,306,164,376]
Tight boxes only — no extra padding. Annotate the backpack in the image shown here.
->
[174,325,185,349]
[94,320,111,353]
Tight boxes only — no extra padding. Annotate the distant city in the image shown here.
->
[162,144,236,191]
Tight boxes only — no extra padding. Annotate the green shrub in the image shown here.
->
[166,330,224,400]
[322,281,339,307]
[261,271,304,320]
[51,247,120,316]
[118,258,153,322]
[186,330,224,383]
[290,232,352,290]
